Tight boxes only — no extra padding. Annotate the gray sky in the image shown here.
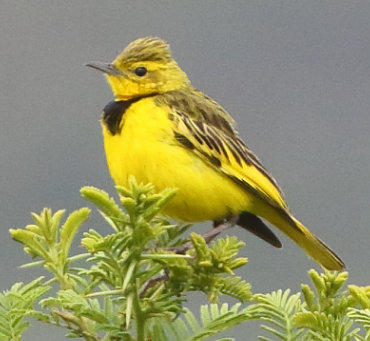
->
[1,1,370,339]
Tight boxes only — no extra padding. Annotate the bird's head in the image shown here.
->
[86,37,191,100]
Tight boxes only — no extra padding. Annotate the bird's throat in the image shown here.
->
[102,94,157,135]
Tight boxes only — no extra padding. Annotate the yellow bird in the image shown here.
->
[87,37,344,271]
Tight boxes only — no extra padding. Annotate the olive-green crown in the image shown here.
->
[116,37,173,64]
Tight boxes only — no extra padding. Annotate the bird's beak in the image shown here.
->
[85,61,123,76]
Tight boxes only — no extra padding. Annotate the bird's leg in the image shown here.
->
[213,219,223,228]
[173,216,239,254]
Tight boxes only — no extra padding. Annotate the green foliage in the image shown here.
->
[4,178,370,340]
[5,177,251,340]
[10,208,90,290]
[0,277,49,341]
[248,270,370,341]
[249,289,304,341]
[156,233,251,303]
[149,303,251,341]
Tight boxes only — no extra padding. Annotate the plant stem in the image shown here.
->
[132,277,146,341]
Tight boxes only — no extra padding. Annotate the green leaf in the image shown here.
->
[218,276,252,302]
[151,303,252,341]
[81,186,127,228]
[250,289,303,341]
[348,285,370,309]
[9,229,50,259]
[59,207,90,260]
[348,308,370,332]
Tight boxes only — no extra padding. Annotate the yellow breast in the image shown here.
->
[102,97,252,222]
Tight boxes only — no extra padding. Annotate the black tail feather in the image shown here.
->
[236,212,282,248]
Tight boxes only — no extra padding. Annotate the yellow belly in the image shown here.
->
[102,98,253,222]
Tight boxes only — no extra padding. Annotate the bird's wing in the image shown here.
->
[160,92,345,271]
[170,107,288,211]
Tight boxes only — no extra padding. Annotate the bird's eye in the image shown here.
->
[134,67,147,76]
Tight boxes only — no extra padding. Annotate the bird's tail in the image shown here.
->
[259,204,345,271]
[289,215,344,270]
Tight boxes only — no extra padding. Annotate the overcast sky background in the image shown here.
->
[1,1,370,340]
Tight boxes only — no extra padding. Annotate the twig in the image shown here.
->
[140,273,169,297]
[141,218,239,294]
[172,216,238,254]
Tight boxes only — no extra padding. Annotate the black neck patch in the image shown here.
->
[102,94,156,135]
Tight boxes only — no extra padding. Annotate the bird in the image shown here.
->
[86,36,345,271]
